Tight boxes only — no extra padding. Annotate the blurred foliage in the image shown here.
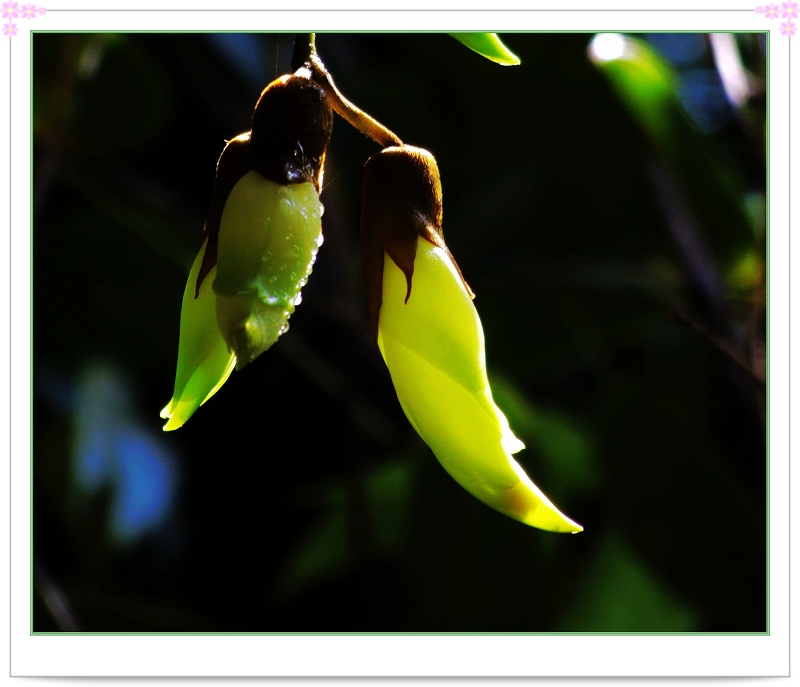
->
[33,33,766,633]
[449,33,521,65]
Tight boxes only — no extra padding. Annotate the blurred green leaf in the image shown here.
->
[362,459,415,555]
[559,531,699,632]
[589,33,755,273]
[726,247,761,294]
[491,375,600,498]
[272,484,349,601]
[450,33,521,66]
[588,33,677,149]
[272,459,415,601]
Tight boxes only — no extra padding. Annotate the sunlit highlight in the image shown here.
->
[588,33,627,63]
[708,33,751,106]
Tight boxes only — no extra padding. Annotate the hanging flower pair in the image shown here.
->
[161,36,582,534]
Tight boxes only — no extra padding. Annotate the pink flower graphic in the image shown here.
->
[782,2,798,18]
[765,3,781,18]
[36,5,44,14]
[2,2,18,19]
[781,19,797,34]
[3,20,17,35]
[20,3,35,19]
[755,5,765,12]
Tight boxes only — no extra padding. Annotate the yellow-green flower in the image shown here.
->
[361,146,582,533]
[161,72,333,430]
[160,237,236,431]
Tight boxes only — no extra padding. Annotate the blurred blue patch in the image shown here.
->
[71,362,179,546]
[645,33,706,67]
[677,68,733,134]
[111,429,176,542]
[645,34,732,135]
[74,426,110,490]
[206,34,273,93]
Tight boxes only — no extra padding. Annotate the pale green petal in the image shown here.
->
[378,239,581,533]
[213,172,323,365]
[451,33,521,66]
[161,239,236,431]
[378,240,488,396]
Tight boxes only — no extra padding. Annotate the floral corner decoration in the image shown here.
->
[3,3,47,37]
[756,2,797,35]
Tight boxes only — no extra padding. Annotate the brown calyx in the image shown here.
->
[248,73,333,190]
[195,73,333,296]
[360,145,473,343]
[196,133,250,296]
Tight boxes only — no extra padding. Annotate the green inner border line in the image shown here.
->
[26,29,773,639]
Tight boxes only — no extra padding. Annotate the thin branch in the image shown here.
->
[670,306,766,391]
[290,34,402,148]
[303,50,403,149]
[34,554,82,632]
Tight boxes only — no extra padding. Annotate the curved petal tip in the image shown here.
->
[451,33,521,66]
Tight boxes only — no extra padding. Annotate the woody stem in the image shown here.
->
[310,53,403,148]
[292,35,403,148]
[291,33,316,72]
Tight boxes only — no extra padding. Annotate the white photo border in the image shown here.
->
[3,0,792,678]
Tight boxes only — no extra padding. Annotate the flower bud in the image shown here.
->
[361,146,582,533]
[162,72,333,428]
[212,171,325,366]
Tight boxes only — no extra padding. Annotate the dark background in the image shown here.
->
[33,33,767,633]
